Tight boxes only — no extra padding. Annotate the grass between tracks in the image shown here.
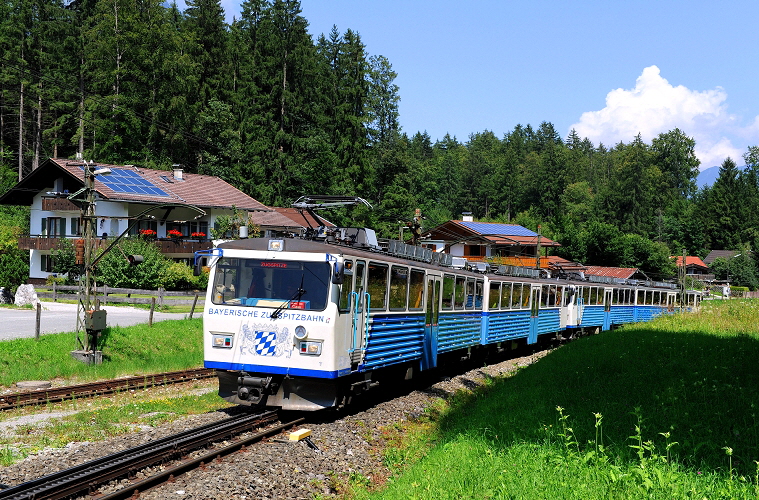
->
[0,318,203,386]
[352,300,759,499]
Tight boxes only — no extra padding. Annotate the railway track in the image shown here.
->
[0,410,303,499]
[0,368,216,411]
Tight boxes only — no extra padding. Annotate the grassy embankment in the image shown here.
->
[0,318,204,385]
[361,300,759,499]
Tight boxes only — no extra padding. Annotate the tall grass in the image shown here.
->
[0,319,203,386]
[367,300,759,499]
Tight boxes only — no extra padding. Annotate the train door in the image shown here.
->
[529,285,541,344]
[559,286,569,329]
[421,275,441,370]
[349,260,368,368]
[576,286,585,326]
[603,288,612,330]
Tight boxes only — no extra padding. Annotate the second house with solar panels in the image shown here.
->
[0,158,270,283]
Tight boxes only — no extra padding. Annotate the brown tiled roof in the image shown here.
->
[703,250,741,266]
[52,158,269,211]
[250,207,334,228]
[583,266,640,280]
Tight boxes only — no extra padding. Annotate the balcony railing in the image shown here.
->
[17,235,212,254]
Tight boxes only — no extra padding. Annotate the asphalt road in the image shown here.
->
[1,301,200,341]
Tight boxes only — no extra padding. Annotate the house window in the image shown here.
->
[70,217,81,236]
[464,245,482,257]
[47,217,66,237]
[41,254,53,272]
[131,220,158,236]
[167,221,208,238]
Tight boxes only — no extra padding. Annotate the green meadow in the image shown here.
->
[0,318,203,386]
[362,300,759,499]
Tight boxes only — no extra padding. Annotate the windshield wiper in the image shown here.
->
[271,275,306,320]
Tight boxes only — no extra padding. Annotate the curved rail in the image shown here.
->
[0,410,302,499]
[0,368,216,411]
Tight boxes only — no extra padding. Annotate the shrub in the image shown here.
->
[95,238,169,289]
[51,238,80,284]
[0,246,29,293]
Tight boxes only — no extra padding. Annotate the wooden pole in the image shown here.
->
[35,303,41,340]
[149,297,155,327]
[189,293,199,319]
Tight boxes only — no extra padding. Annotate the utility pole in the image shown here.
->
[535,225,542,270]
[73,161,108,363]
[679,249,686,310]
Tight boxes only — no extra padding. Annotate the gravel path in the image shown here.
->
[0,348,551,499]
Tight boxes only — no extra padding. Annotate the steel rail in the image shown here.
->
[0,368,216,411]
[98,417,306,499]
[0,411,281,499]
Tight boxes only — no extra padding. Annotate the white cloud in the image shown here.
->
[570,65,746,168]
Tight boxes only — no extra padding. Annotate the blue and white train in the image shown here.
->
[200,228,701,411]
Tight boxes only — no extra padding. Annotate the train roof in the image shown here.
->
[215,233,687,292]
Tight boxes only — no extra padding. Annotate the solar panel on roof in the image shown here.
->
[81,167,171,198]
[458,221,537,236]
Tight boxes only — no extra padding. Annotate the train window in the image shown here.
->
[442,274,455,310]
[465,278,476,309]
[489,282,501,309]
[213,257,330,310]
[389,266,409,310]
[354,261,367,312]
[589,287,597,305]
[511,284,522,309]
[520,283,531,308]
[550,285,558,307]
[612,289,618,305]
[454,276,466,309]
[581,286,590,305]
[645,291,652,305]
[501,282,512,309]
[409,269,425,310]
[212,265,239,304]
[338,259,353,312]
[475,280,484,309]
[540,285,548,307]
[368,263,388,310]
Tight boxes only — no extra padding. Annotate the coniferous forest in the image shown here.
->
[2,0,759,284]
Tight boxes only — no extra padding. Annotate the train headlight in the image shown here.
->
[211,333,234,348]
[294,325,308,340]
[299,341,322,356]
[268,240,284,251]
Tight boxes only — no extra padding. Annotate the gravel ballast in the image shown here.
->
[0,349,550,499]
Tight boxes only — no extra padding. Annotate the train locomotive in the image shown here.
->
[199,207,701,411]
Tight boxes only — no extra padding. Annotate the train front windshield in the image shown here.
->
[211,258,331,311]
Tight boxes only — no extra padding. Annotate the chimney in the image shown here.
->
[172,164,183,181]
[462,212,474,222]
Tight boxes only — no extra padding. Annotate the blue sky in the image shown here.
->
[182,0,759,168]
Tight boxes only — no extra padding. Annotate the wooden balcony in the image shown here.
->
[17,236,212,254]
[41,197,80,211]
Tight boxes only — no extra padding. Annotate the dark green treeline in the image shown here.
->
[1,0,758,281]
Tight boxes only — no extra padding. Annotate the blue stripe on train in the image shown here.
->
[204,361,349,379]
